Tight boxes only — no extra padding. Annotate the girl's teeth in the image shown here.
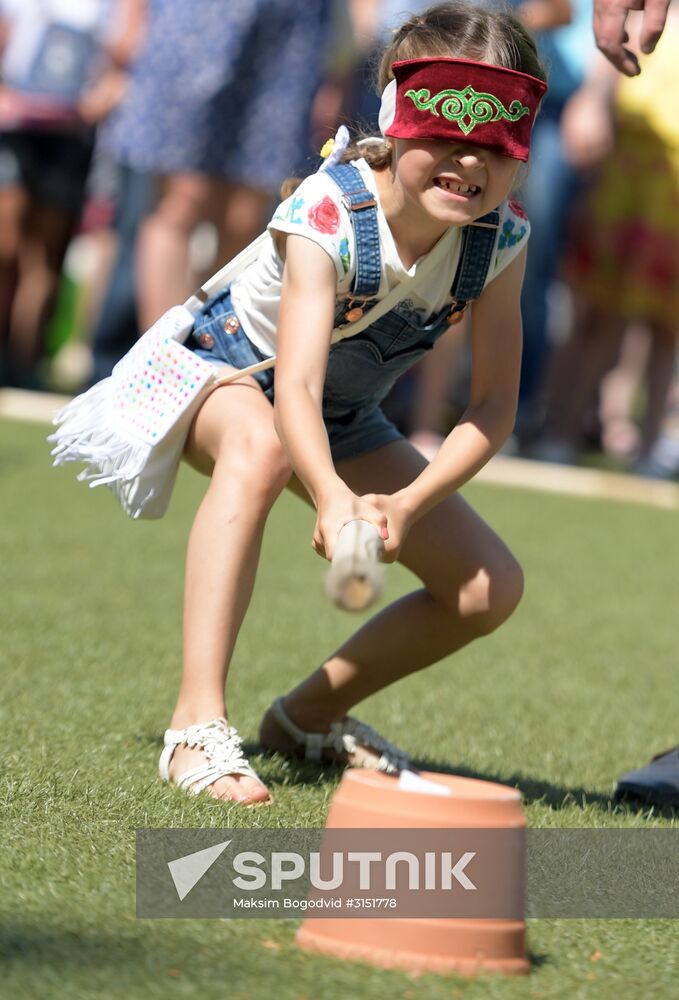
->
[438,179,477,194]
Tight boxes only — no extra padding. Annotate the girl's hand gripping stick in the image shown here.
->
[324,520,385,612]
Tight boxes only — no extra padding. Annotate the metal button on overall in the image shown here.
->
[447,308,466,326]
[224,316,240,334]
[197,332,215,348]
[344,305,364,323]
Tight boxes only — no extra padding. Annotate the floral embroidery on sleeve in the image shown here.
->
[308,196,340,234]
[508,199,528,220]
[273,194,305,225]
[289,195,305,224]
[338,237,351,274]
[498,218,527,250]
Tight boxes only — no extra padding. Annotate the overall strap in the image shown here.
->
[447,208,500,324]
[324,162,381,299]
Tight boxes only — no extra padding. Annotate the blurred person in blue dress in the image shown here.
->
[99,0,334,333]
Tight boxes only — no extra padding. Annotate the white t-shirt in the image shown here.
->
[230,157,530,357]
[0,0,112,101]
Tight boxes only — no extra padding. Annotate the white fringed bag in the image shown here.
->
[50,227,451,519]
[50,235,268,519]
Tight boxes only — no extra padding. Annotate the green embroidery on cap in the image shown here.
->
[404,86,529,136]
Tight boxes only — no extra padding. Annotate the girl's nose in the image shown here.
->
[453,145,484,168]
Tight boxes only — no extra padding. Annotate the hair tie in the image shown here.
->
[318,125,351,172]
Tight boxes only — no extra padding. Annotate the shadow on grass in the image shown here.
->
[0,924,146,970]
[249,744,679,818]
[136,731,679,820]
[242,740,614,809]
[527,949,550,970]
[413,758,679,819]
[410,757,617,812]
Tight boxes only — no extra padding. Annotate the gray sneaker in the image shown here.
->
[615,746,679,806]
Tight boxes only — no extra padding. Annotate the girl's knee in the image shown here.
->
[478,557,524,634]
[457,554,524,635]
[215,430,291,508]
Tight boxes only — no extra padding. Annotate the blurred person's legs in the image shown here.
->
[218,181,270,272]
[408,321,468,461]
[137,172,271,331]
[92,166,270,375]
[89,164,153,383]
[0,173,26,384]
[0,130,93,387]
[516,104,581,445]
[636,321,677,465]
[9,200,74,385]
[535,302,625,463]
[101,0,331,331]
[558,307,624,449]
[599,323,648,459]
[540,317,677,473]
[136,172,229,329]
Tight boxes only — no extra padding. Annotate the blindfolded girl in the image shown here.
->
[142,2,548,804]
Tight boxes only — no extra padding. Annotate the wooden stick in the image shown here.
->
[325,520,385,612]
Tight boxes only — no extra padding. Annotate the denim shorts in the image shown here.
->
[187,289,405,463]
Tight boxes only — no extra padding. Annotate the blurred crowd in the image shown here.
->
[0,0,677,477]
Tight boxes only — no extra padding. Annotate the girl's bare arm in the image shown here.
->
[394,247,526,521]
[273,233,389,556]
[273,233,340,503]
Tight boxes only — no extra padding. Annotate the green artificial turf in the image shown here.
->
[1,417,678,999]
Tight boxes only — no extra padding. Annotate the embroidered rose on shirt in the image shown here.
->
[308,196,340,234]
[508,199,528,220]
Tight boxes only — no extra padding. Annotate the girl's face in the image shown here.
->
[390,137,521,232]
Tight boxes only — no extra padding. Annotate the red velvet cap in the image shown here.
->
[382,58,548,161]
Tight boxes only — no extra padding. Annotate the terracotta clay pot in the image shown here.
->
[296,769,529,977]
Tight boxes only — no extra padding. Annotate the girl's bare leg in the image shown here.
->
[261,440,523,752]
[168,376,291,802]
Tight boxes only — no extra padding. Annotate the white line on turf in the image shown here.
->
[2,388,677,510]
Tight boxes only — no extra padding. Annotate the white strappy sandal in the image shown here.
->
[159,718,270,803]
[261,697,410,775]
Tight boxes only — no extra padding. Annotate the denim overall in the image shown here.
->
[188,162,499,462]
